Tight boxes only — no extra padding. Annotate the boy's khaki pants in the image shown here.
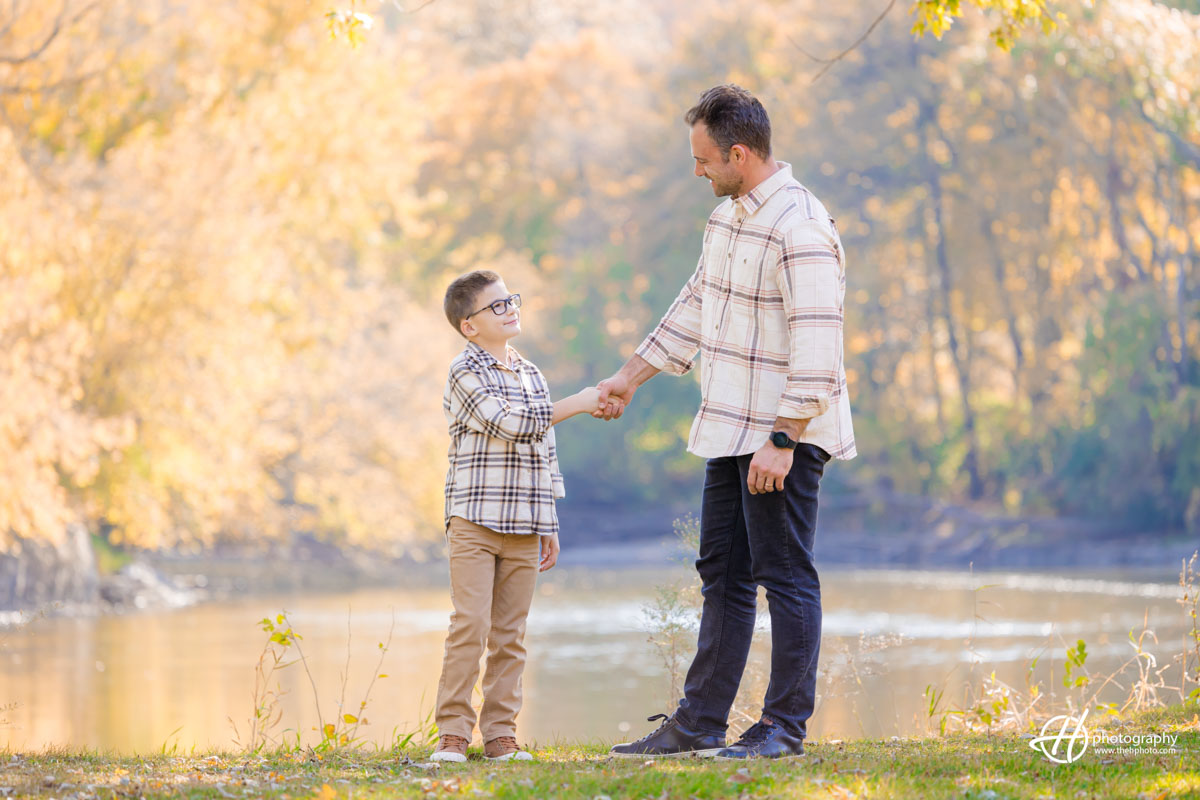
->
[435,516,541,742]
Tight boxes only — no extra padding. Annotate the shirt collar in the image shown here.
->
[732,161,793,219]
[464,341,523,372]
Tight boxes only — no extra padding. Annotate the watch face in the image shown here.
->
[771,431,788,447]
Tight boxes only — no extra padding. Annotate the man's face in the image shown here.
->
[690,122,743,198]
[461,280,521,341]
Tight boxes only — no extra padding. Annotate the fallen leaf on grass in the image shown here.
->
[727,768,753,785]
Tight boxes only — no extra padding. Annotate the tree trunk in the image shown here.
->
[982,220,1026,401]
[913,70,984,500]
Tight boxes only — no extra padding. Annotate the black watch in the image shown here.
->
[770,431,798,450]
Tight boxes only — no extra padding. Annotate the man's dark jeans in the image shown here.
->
[673,443,830,740]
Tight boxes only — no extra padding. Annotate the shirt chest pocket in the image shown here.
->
[728,248,787,337]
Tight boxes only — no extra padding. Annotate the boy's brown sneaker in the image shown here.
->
[484,736,532,761]
[431,734,470,763]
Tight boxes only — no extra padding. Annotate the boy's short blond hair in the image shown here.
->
[443,269,502,337]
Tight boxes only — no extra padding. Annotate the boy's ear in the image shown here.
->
[459,317,476,338]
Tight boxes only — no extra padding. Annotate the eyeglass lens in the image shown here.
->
[489,294,521,315]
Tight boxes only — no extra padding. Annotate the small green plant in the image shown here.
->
[968,671,1013,732]
[923,684,950,735]
[1063,638,1090,692]
[1178,551,1200,705]
[228,613,298,752]
[642,516,702,705]
[390,698,440,752]
[158,725,184,755]
[229,608,394,753]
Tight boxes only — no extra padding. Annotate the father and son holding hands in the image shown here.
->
[432,85,857,763]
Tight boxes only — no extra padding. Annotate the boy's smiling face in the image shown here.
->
[460,280,521,343]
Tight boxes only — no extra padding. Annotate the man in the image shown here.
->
[598,85,856,760]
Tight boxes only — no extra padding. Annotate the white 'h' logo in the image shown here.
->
[1029,709,1090,764]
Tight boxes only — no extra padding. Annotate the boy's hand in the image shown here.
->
[539,532,560,572]
[577,386,601,413]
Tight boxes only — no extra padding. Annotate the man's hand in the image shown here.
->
[593,355,659,420]
[747,442,794,495]
[594,373,635,420]
[539,532,560,572]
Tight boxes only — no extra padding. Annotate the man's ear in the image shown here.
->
[730,143,748,163]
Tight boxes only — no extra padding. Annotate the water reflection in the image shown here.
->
[0,565,1189,753]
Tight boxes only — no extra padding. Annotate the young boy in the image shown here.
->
[432,269,600,762]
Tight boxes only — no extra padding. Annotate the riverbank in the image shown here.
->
[3,486,1195,622]
[4,704,1197,799]
[555,492,1199,570]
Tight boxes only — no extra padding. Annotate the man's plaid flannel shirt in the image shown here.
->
[634,162,857,461]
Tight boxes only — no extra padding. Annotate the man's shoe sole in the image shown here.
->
[609,747,724,759]
[430,752,467,763]
[714,752,805,761]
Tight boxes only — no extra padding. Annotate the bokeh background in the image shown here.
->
[1,0,1198,753]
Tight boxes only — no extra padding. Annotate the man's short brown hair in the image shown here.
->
[685,84,772,161]
[444,269,502,336]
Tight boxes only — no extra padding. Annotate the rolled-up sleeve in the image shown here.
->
[634,255,704,376]
[447,363,553,443]
[775,219,844,420]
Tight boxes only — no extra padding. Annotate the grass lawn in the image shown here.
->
[4,704,1197,799]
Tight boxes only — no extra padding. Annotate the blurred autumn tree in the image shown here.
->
[1,0,1195,565]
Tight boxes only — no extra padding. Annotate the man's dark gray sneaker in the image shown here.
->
[715,717,805,759]
[610,713,725,759]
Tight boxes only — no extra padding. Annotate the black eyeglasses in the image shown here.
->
[466,293,522,319]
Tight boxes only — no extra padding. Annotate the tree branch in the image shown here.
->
[0,0,99,65]
[0,65,102,94]
[786,0,898,83]
[0,0,25,42]
[1136,103,1200,171]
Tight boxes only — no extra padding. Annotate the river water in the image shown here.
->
[0,562,1192,753]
